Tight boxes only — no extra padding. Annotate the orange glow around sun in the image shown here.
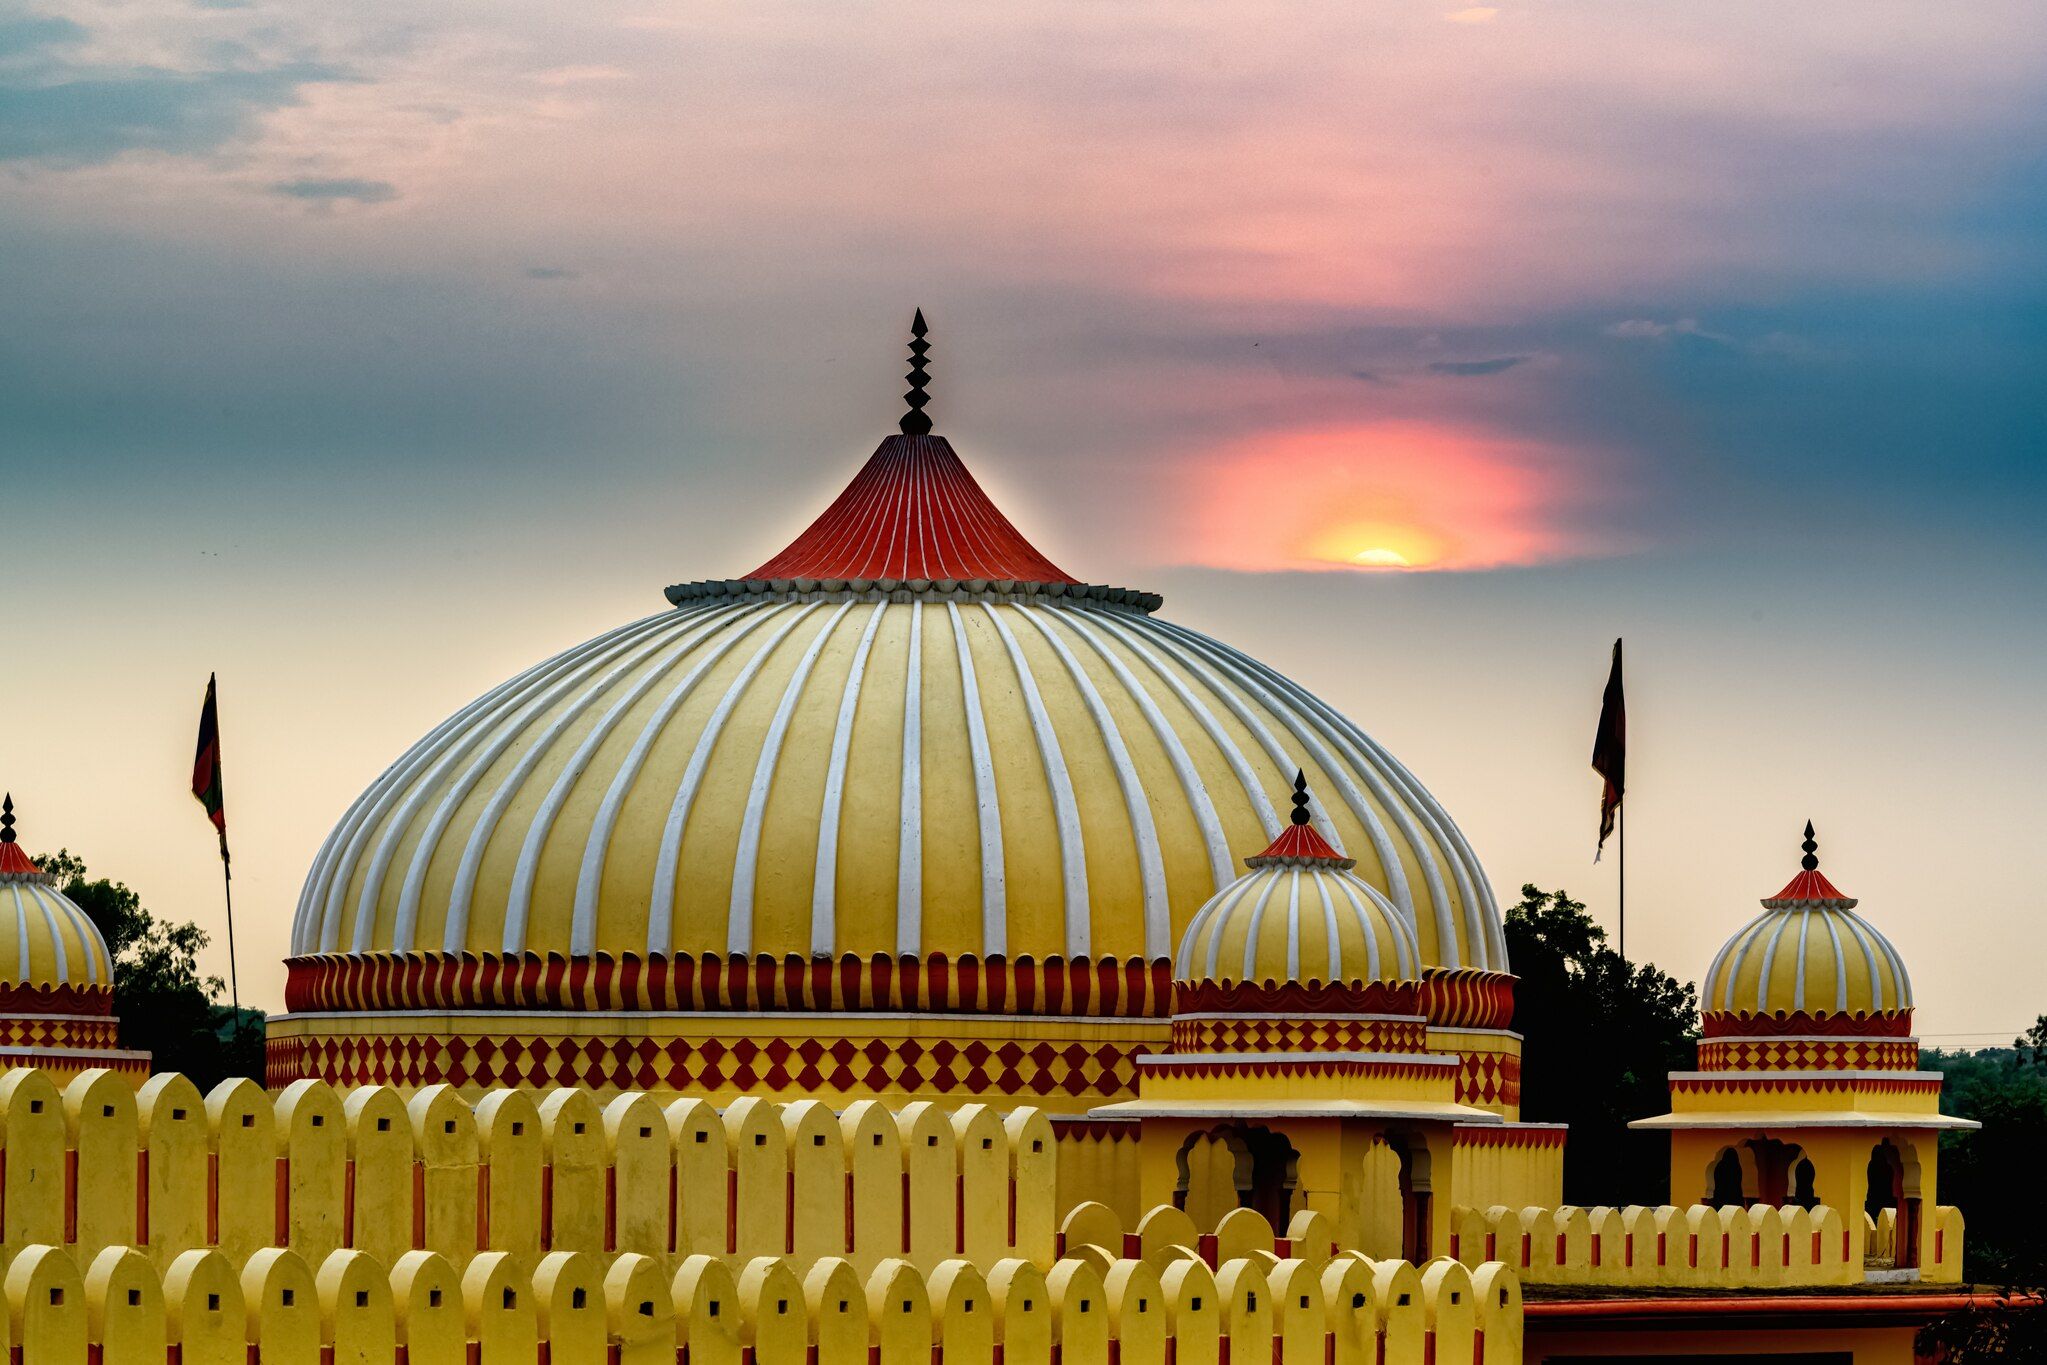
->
[1164,420,1604,574]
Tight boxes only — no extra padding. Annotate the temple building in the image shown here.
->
[0,320,2000,1363]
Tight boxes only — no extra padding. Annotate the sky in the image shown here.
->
[2,0,2043,1037]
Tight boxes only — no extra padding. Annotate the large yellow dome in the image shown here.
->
[271,325,1506,1106]
[290,539,1500,972]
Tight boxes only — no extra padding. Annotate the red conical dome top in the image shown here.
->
[745,433,1079,585]
[1244,772,1356,868]
[665,313,1163,613]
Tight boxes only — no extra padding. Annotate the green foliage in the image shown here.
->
[1503,884,1699,1205]
[31,849,263,1090]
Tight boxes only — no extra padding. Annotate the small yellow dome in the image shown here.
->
[1701,827,1911,1021]
[1173,784,1421,988]
[0,800,115,993]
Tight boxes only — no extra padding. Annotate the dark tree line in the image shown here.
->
[32,850,264,1090]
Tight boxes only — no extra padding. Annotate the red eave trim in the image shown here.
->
[1768,868,1851,903]
[1526,1291,2036,1326]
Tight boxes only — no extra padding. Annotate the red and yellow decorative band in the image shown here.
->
[285,952,1173,1019]
[1670,1074,1943,1096]
[1049,1117,1140,1142]
[1140,1055,1450,1082]
[1701,1009,1913,1039]
[1169,1015,1429,1055]
[0,982,113,1018]
[1452,1049,1521,1109]
[1452,1124,1567,1150]
[1417,969,1518,1030]
[0,1015,122,1051]
[1172,979,1420,1017]
[1697,1037,1920,1073]
[264,1025,1151,1102]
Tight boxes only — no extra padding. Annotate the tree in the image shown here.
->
[32,849,264,1090]
[1915,1034,2047,1360]
[1504,884,1699,1205]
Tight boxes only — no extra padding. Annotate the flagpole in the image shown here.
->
[1618,802,1625,962]
[221,859,242,1031]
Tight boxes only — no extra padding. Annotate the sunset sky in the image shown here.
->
[3,1,2043,1036]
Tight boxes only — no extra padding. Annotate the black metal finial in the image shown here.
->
[899,309,933,435]
[1800,819,1818,872]
[1290,770,1312,827]
[0,794,14,845]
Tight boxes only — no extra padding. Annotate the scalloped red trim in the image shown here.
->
[285,951,1173,1018]
[1172,978,1421,1017]
[0,982,113,1017]
[1701,1009,1913,1039]
[1418,967,1519,1030]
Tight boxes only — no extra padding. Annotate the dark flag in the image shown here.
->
[193,673,230,867]
[1591,638,1625,860]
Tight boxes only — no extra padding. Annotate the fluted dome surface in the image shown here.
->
[292,432,1502,976]
[0,839,114,993]
[1702,865,1911,1020]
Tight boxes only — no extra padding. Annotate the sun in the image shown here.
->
[1352,547,1413,569]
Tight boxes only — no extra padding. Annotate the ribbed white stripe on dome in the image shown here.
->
[1314,875,1343,981]
[1282,656,1504,967]
[894,603,924,954]
[646,603,825,957]
[810,601,892,957]
[981,604,1092,957]
[297,608,681,954]
[10,887,26,984]
[1145,618,1468,967]
[372,609,691,954]
[1820,911,1847,1013]
[1012,607,1171,957]
[729,600,858,954]
[33,886,70,984]
[1222,872,1285,981]
[1048,612,1236,897]
[946,603,1007,956]
[452,615,719,956]
[1142,622,1422,933]
[1173,872,1248,978]
[1283,871,1302,980]
[571,605,787,957]
[505,606,744,957]
[1082,612,1281,845]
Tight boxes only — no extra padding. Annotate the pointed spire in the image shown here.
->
[1246,771,1355,867]
[0,794,38,877]
[899,309,933,435]
[1765,818,1851,907]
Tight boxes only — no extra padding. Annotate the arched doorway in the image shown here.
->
[1173,1125,1302,1232]
[1709,1147,1746,1205]
[1384,1133,1434,1264]
[1865,1138,1922,1269]
[1789,1155,1819,1211]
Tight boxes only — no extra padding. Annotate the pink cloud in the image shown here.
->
[1156,419,1630,573]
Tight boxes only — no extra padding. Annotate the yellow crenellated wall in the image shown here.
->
[0,1239,1518,1365]
[1447,1200,1965,1288]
